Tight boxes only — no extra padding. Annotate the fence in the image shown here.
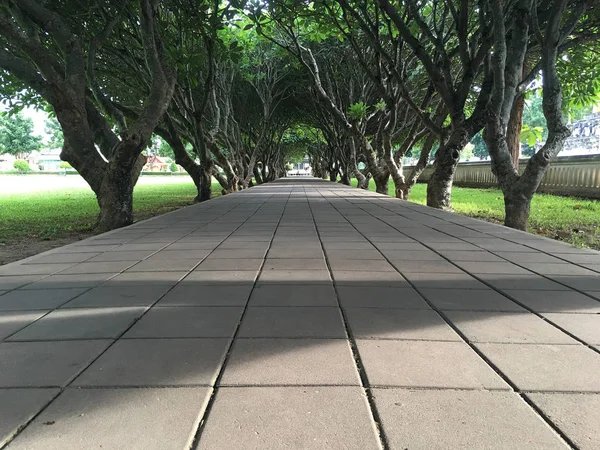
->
[404,155,600,198]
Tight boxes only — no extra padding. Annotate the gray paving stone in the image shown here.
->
[267,247,324,258]
[21,273,117,289]
[418,288,524,311]
[336,286,429,309]
[239,307,345,338]
[196,258,264,271]
[221,338,360,385]
[262,258,327,270]
[24,252,99,264]
[529,393,600,450]
[357,340,507,389]
[476,343,600,391]
[123,306,242,338]
[453,261,533,275]
[258,269,331,284]
[62,244,118,253]
[402,272,488,289]
[182,270,257,285]
[380,250,443,261]
[445,311,576,344]
[521,263,599,276]
[127,258,200,272]
[345,308,460,340]
[0,263,75,276]
[104,271,187,286]
[61,285,172,308]
[7,387,211,450]
[157,285,252,306]
[550,275,600,291]
[390,259,464,273]
[477,273,570,291]
[8,307,146,341]
[328,259,396,272]
[197,387,380,450]
[504,289,600,313]
[373,389,567,450]
[332,270,409,287]
[0,288,87,311]
[0,388,59,447]
[74,338,229,386]
[110,242,168,252]
[0,275,45,290]
[0,311,48,340]
[165,242,220,250]
[209,249,267,259]
[541,313,600,345]
[59,261,136,274]
[249,284,337,306]
[325,249,383,260]
[87,250,156,262]
[437,250,505,261]
[0,340,111,387]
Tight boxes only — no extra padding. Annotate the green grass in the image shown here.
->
[0,181,221,243]
[354,179,600,249]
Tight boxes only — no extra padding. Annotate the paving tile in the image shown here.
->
[380,250,443,261]
[504,289,600,313]
[6,387,211,450]
[0,288,87,311]
[8,307,146,341]
[529,393,600,450]
[0,263,75,276]
[521,263,598,276]
[24,252,100,264]
[476,343,600,391]
[373,389,567,450]
[182,270,257,285]
[123,306,242,338]
[248,284,337,306]
[0,340,111,387]
[418,288,524,311]
[59,261,135,274]
[0,311,48,340]
[0,275,45,290]
[437,250,505,261]
[87,250,156,262]
[198,387,380,450]
[325,249,383,260]
[262,258,327,271]
[445,311,576,344]
[239,307,345,338]
[332,270,409,287]
[209,249,267,259]
[345,308,459,340]
[336,286,430,309]
[220,338,359,385]
[328,259,395,272]
[21,273,117,289]
[357,340,507,389]
[454,261,533,275]
[550,275,600,291]
[62,244,118,253]
[61,285,172,308]
[258,270,331,284]
[541,313,600,345]
[110,243,168,252]
[157,285,252,306]
[402,272,488,289]
[74,338,229,386]
[390,259,464,273]
[0,388,59,447]
[196,258,264,271]
[267,247,324,258]
[476,274,570,291]
[104,271,187,286]
[127,258,200,272]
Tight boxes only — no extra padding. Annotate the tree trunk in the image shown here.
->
[426,133,466,209]
[373,173,389,195]
[96,164,136,232]
[339,171,351,186]
[507,94,525,170]
[504,190,531,230]
[198,164,213,201]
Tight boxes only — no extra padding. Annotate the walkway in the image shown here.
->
[1,178,599,449]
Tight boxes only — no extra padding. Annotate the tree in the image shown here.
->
[169,162,178,172]
[470,133,488,160]
[13,159,30,173]
[44,117,63,149]
[0,113,41,158]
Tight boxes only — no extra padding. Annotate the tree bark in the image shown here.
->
[503,189,531,230]
[426,132,466,209]
[506,93,525,169]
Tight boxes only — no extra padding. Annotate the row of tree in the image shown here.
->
[1,0,599,231]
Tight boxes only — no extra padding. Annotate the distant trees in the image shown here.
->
[44,117,63,149]
[0,113,41,159]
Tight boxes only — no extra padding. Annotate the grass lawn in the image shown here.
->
[0,181,220,244]
[355,179,600,250]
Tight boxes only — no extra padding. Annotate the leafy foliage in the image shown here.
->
[0,113,41,158]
